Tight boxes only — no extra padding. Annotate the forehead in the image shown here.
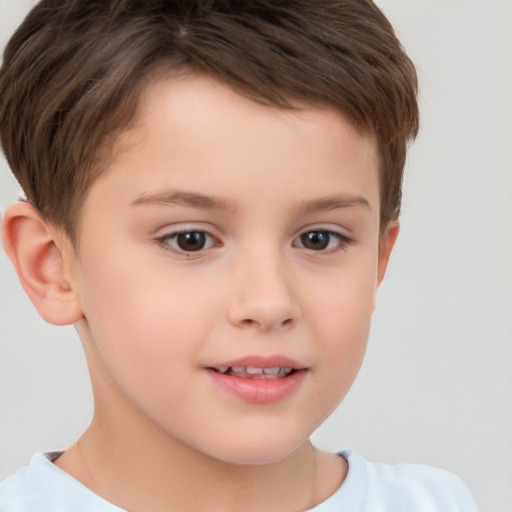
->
[135,73,375,147]
[84,74,380,223]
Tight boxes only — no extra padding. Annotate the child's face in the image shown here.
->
[69,74,393,465]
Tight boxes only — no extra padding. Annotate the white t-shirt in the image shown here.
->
[0,449,478,511]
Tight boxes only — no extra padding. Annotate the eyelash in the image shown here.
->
[292,230,353,254]
[154,228,352,256]
[155,230,218,255]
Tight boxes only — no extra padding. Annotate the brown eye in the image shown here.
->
[293,229,351,253]
[299,231,332,250]
[157,230,216,253]
[175,231,208,251]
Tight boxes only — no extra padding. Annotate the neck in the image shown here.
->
[56,415,322,512]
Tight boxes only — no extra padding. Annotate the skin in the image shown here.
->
[2,74,398,511]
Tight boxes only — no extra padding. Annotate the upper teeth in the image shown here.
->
[218,366,293,375]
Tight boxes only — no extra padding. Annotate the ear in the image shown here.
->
[2,201,83,325]
[377,221,400,286]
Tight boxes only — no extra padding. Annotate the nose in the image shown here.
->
[227,248,301,331]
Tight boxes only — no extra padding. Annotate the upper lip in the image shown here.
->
[206,355,307,371]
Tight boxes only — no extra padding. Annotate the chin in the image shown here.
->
[201,433,308,466]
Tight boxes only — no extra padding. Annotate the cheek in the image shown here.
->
[305,257,377,391]
[77,256,212,399]
[308,253,377,337]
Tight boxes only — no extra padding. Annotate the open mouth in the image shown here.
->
[210,366,296,379]
[206,359,307,403]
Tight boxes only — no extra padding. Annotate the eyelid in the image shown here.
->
[293,223,352,240]
[153,223,221,255]
[292,225,353,253]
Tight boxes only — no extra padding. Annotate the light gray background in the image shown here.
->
[1,1,511,511]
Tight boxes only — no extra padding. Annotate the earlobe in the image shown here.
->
[1,201,83,326]
[377,221,400,286]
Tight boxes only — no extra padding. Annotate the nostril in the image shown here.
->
[228,295,301,331]
[239,317,292,330]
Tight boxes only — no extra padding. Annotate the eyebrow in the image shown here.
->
[298,195,371,213]
[131,189,370,214]
[131,190,237,212]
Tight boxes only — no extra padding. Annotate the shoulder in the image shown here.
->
[309,450,477,511]
[0,453,56,511]
[342,449,478,511]
[0,452,124,512]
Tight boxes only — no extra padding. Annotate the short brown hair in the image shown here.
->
[0,0,418,240]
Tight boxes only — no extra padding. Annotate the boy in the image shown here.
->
[0,0,477,510]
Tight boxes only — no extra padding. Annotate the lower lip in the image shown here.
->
[206,369,307,404]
